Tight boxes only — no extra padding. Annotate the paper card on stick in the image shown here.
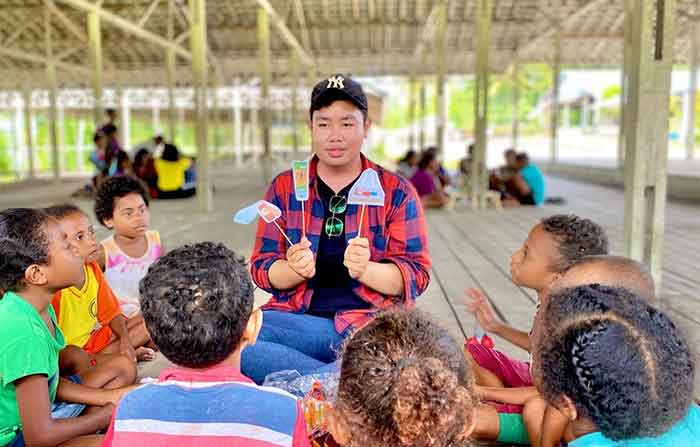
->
[348,168,385,207]
[257,200,282,223]
[292,160,310,201]
[233,201,261,224]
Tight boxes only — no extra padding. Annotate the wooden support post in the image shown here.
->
[687,18,699,160]
[22,89,35,178]
[12,99,21,179]
[550,24,561,162]
[88,9,103,129]
[212,80,222,158]
[511,58,520,148]
[291,50,300,155]
[471,0,491,210]
[120,90,131,150]
[152,102,160,133]
[46,4,60,180]
[409,75,416,150]
[435,2,447,154]
[233,78,243,166]
[166,0,177,143]
[258,7,272,159]
[419,79,426,150]
[623,0,676,293]
[189,0,212,212]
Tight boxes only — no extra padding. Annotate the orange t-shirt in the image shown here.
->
[52,262,122,348]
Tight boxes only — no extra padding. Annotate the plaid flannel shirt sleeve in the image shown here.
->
[250,177,289,293]
[381,179,431,303]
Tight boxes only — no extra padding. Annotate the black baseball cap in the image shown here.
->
[310,74,368,118]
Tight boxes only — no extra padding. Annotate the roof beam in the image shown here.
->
[0,46,91,76]
[1,19,34,47]
[254,0,314,67]
[519,0,609,58]
[46,1,88,44]
[137,0,161,28]
[56,0,191,60]
[412,0,445,64]
[293,0,312,54]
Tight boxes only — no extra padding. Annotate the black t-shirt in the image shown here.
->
[307,176,371,319]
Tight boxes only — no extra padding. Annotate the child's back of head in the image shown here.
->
[555,255,656,302]
[535,284,694,442]
[138,241,254,368]
[335,309,477,447]
[103,242,312,447]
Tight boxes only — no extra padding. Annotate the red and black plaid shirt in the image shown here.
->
[250,155,431,335]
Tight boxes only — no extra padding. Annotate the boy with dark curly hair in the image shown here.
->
[533,284,698,446]
[102,242,310,447]
[465,214,609,390]
[0,208,134,447]
[94,176,162,317]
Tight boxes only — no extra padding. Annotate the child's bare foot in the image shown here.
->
[136,347,156,362]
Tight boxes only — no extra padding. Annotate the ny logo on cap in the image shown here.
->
[326,75,345,89]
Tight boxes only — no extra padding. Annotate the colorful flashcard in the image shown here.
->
[348,168,385,207]
[292,160,310,201]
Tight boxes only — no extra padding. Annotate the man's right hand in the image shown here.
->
[287,237,315,279]
[463,288,503,333]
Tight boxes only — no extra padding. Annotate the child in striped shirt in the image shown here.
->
[102,242,310,447]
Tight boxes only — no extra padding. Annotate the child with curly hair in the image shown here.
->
[102,242,310,446]
[465,214,609,390]
[94,176,162,317]
[327,309,479,447]
[533,284,698,446]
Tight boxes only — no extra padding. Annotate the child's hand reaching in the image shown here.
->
[463,289,503,333]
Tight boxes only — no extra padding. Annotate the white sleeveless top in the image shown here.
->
[101,230,162,317]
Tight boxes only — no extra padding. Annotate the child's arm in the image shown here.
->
[538,404,570,447]
[55,376,136,407]
[476,385,539,405]
[15,374,113,446]
[96,243,106,271]
[464,289,532,352]
[108,315,136,363]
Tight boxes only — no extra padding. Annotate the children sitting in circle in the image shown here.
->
[1,201,697,446]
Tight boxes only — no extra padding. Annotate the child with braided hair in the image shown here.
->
[532,284,699,446]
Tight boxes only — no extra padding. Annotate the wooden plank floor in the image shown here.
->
[1,163,697,402]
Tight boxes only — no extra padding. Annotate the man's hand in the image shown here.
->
[344,237,371,280]
[462,288,503,333]
[287,237,315,279]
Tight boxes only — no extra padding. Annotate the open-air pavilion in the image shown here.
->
[0,0,699,400]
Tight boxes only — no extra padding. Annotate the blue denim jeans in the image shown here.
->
[242,311,345,384]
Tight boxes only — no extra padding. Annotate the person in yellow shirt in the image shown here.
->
[45,205,156,371]
[154,143,196,199]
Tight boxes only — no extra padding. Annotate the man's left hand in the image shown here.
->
[344,237,371,280]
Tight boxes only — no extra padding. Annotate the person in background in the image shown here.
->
[410,151,449,209]
[504,153,545,207]
[154,144,196,199]
[396,149,419,179]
